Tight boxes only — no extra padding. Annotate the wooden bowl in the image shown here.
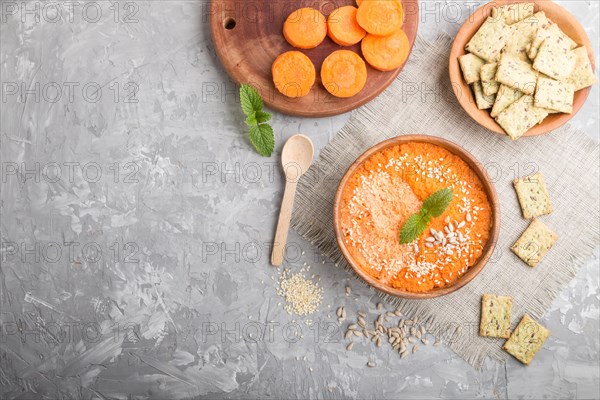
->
[210,0,419,118]
[333,135,501,299]
[449,0,595,137]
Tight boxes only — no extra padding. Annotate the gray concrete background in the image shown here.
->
[0,1,598,399]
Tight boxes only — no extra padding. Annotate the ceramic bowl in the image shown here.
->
[333,135,500,299]
[448,0,595,136]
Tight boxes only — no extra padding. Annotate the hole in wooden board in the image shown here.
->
[223,17,236,30]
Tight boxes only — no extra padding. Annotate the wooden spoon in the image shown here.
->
[271,134,314,266]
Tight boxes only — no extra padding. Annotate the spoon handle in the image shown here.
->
[271,180,298,266]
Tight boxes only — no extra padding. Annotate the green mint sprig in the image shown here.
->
[240,84,274,157]
[399,188,453,244]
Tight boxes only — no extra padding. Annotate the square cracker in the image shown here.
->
[459,53,486,84]
[511,219,558,267]
[491,84,524,117]
[472,81,495,110]
[528,22,577,60]
[567,46,597,91]
[480,294,513,339]
[480,63,500,95]
[503,12,549,61]
[465,17,508,62]
[532,37,576,81]
[503,314,550,365]
[495,95,548,140]
[495,53,538,95]
[491,3,534,25]
[534,76,574,114]
[513,173,553,219]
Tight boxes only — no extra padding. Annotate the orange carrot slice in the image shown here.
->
[356,0,403,36]
[327,6,366,47]
[361,29,409,71]
[321,50,367,98]
[272,51,316,98]
[283,7,327,49]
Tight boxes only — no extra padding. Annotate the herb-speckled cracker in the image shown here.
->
[491,84,524,117]
[567,46,597,91]
[480,63,500,95]
[465,17,508,62]
[495,53,538,95]
[513,173,553,219]
[459,53,486,84]
[495,95,548,140]
[503,12,549,61]
[503,314,550,365]
[472,81,495,110]
[528,22,577,60]
[480,294,513,339]
[534,76,574,114]
[532,37,576,81]
[511,219,558,267]
[491,3,534,25]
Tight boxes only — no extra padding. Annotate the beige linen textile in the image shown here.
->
[291,35,600,368]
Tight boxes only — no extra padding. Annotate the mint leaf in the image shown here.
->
[240,84,263,116]
[255,110,272,124]
[422,188,453,217]
[399,214,429,244]
[239,83,275,157]
[249,124,274,157]
[245,113,257,127]
[398,187,453,244]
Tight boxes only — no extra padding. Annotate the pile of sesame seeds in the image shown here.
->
[276,268,323,316]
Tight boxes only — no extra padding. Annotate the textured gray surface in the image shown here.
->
[0,1,598,399]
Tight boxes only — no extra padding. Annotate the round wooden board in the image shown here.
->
[449,0,595,137]
[210,0,419,118]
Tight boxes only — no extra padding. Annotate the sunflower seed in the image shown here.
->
[357,317,366,327]
[345,286,352,296]
[400,351,408,358]
[408,337,417,344]
[457,221,466,229]
[410,327,417,336]
[376,302,383,311]
[415,330,422,339]
[367,361,375,368]
[346,342,354,351]
[448,223,454,232]
[376,337,382,347]
[466,213,472,222]
[446,249,454,255]
[420,325,426,335]
[348,324,357,330]
[394,309,402,316]
[444,216,450,223]
[425,242,434,248]
[341,308,346,319]
[422,338,429,345]
[405,319,413,326]
[336,307,343,318]
[354,330,363,337]
[345,330,353,340]
[413,345,419,354]
[426,236,436,242]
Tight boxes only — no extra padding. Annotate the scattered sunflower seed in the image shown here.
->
[346,342,354,351]
[367,361,375,368]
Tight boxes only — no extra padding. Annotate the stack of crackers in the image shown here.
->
[458,3,597,140]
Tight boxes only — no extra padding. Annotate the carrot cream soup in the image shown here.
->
[339,142,493,292]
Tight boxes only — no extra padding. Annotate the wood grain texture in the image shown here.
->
[210,0,419,117]
[449,0,596,137]
[333,135,501,299]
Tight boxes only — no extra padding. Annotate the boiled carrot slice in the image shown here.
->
[272,51,316,98]
[356,0,403,36]
[361,29,409,71]
[321,50,367,98]
[283,7,327,49]
[327,6,367,47]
